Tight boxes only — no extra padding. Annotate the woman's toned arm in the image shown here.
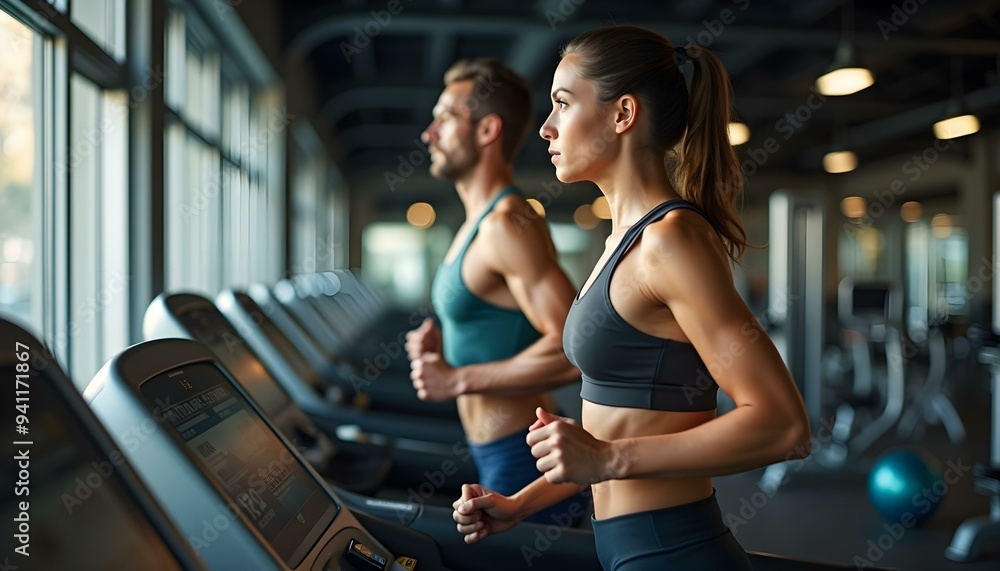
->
[529,210,812,485]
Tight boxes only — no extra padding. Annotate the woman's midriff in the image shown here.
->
[583,399,717,520]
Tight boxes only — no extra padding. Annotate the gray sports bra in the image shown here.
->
[563,200,719,412]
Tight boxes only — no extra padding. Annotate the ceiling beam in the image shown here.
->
[724,0,845,76]
[320,85,909,127]
[338,125,429,154]
[287,14,1000,64]
[508,30,563,84]
[425,33,456,85]
[674,0,715,20]
[334,85,1000,176]
[507,0,583,82]
[322,87,437,125]
[840,84,1000,150]
[346,34,378,83]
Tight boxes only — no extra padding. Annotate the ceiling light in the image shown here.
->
[933,108,980,139]
[823,150,858,174]
[591,196,611,219]
[574,204,599,229]
[934,58,980,140]
[406,202,435,228]
[932,213,953,239]
[840,196,867,219]
[816,42,874,96]
[527,198,545,217]
[727,122,750,146]
[900,201,922,222]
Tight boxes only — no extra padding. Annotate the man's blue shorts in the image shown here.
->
[467,427,590,527]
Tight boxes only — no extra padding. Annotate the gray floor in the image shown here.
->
[713,369,998,571]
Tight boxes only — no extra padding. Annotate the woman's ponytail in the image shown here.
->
[676,44,748,262]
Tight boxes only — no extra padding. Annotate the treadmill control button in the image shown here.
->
[346,538,387,570]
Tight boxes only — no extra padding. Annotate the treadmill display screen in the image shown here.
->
[140,363,337,567]
[178,307,292,417]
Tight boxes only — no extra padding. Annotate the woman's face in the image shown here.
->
[539,54,618,184]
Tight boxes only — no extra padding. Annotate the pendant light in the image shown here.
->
[933,57,980,140]
[816,1,875,96]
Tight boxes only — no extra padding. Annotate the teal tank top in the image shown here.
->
[431,187,541,367]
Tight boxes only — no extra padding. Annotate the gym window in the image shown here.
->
[164,3,285,293]
[0,10,42,334]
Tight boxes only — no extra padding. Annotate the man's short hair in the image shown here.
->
[443,57,533,161]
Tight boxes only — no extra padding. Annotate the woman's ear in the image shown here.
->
[614,95,638,134]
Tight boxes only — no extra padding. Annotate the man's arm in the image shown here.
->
[457,208,580,395]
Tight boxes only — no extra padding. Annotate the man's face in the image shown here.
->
[421,80,480,181]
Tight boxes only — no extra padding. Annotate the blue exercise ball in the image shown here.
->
[867,449,943,525]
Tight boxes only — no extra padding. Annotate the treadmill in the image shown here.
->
[82,319,895,570]
[84,337,603,570]
[0,316,206,571]
[144,292,474,496]
[246,283,462,424]
[270,276,430,408]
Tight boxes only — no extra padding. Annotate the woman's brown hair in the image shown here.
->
[563,26,748,262]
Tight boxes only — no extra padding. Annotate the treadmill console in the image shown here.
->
[140,362,337,568]
[86,338,400,570]
[144,293,337,467]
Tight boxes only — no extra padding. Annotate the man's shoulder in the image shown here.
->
[480,200,543,243]
[483,189,545,232]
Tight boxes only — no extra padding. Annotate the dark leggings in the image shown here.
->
[591,491,752,570]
